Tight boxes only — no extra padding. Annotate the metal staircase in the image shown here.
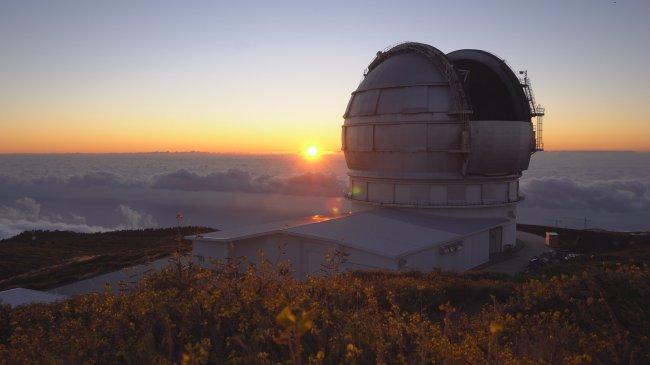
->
[519,71,545,151]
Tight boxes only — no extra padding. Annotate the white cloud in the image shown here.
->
[521,177,650,213]
[0,198,156,239]
[151,169,345,196]
[0,197,112,239]
[0,218,111,240]
[118,204,156,229]
[0,169,346,197]
[1,154,648,237]
[0,197,41,221]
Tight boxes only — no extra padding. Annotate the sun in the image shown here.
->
[303,145,320,160]
[306,146,318,157]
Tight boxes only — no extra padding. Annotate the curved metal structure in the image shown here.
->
[341,42,543,246]
[447,49,531,122]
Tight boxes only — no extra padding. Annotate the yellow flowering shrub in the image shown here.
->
[0,257,647,364]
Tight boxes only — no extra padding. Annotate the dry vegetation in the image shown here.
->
[0,227,213,291]
[1,246,648,364]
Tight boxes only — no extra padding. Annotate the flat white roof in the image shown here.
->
[190,209,507,259]
[188,215,335,241]
[0,288,68,307]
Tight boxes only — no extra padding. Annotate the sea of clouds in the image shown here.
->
[0,197,154,238]
[0,157,348,238]
[0,152,649,239]
[522,177,650,214]
[151,169,345,196]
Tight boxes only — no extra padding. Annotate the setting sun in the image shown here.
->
[305,145,319,159]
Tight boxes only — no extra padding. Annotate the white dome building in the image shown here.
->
[190,43,543,276]
[343,42,538,251]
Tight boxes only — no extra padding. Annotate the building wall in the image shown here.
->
[192,233,397,278]
[349,176,520,208]
[300,239,397,276]
[192,227,495,277]
[351,202,517,248]
[403,230,490,271]
[192,241,229,266]
[229,234,301,270]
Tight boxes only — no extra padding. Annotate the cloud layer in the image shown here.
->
[521,177,650,214]
[1,152,649,238]
[0,197,156,239]
[0,169,346,197]
[0,168,347,238]
[151,169,346,196]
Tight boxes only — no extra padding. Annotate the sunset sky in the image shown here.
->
[1,0,649,153]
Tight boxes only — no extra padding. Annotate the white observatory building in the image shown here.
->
[190,42,543,276]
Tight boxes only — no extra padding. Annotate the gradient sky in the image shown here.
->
[1,0,649,153]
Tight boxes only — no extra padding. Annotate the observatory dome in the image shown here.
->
[342,42,537,208]
[189,43,545,274]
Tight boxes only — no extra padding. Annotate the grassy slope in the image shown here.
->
[0,245,648,364]
[0,227,214,291]
[0,225,648,363]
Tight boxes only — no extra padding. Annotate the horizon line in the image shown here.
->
[0,149,648,155]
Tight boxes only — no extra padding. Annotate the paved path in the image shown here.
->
[49,256,181,296]
[482,231,549,275]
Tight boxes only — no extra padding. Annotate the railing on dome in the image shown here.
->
[519,70,545,151]
[346,193,524,207]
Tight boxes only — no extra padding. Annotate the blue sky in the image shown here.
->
[1,0,649,152]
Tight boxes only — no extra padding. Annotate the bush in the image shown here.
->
[0,257,648,364]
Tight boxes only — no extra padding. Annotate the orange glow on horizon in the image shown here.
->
[300,143,325,161]
[1,109,650,153]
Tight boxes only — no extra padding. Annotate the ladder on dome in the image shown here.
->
[519,70,545,151]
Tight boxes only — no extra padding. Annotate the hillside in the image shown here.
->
[0,231,649,364]
[0,227,214,291]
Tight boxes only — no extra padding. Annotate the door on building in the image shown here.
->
[489,226,503,257]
